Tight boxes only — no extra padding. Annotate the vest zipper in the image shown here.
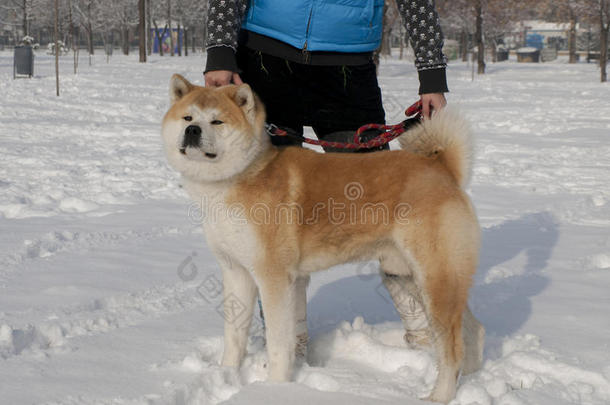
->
[302,5,314,63]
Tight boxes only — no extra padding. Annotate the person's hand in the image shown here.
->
[420,93,447,119]
[204,70,243,87]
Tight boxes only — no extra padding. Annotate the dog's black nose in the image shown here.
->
[183,125,202,148]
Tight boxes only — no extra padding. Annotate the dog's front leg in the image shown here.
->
[220,261,258,369]
[258,272,296,382]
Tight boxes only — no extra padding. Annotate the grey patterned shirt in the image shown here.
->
[206,0,447,71]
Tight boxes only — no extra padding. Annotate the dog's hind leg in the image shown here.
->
[406,208,479,403]
[462,306,485,375]
[257,271,297,382]
[220,261,258,369]
[414,252,468,403]
[380,270,432,348]
[380,270,484,375]
[294,275,310,359]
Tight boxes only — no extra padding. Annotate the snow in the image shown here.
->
[1,51,609,405]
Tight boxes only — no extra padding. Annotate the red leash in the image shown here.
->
[266,100,422,150]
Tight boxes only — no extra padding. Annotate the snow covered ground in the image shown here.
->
[1,50,609,405]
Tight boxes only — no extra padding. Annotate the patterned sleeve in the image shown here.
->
[395,0,447,71]
[206,0,247,52]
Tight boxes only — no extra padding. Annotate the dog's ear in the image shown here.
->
[233,84,256,115]
[169,74,193,104]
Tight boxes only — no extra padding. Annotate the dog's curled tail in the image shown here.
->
[398,108,474,189]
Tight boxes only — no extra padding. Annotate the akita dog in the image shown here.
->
[162,74,481,403]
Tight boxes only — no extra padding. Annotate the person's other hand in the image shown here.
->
[420,93,447,119]
[204,70,243,87]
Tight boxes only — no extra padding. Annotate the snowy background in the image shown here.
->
[1,51,609,405]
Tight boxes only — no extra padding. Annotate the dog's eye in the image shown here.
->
[183,116,193,122]
[210,120,223,125]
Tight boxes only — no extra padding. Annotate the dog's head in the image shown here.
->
[162,74,268,182]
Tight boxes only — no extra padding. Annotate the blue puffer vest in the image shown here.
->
[242,0,385,53]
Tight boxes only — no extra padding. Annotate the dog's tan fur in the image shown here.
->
[162,75,481,403]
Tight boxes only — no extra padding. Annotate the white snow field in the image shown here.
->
[1,51,609,405]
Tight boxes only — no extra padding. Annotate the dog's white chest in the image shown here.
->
[184,180,259,271]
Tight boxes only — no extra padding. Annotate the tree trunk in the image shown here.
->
[475,1,485,74]
[461,30,468,62]
[75,30,80,73]
[153,20,168,56]
[121,27,130,55]
[202,22,206,52]
[68,0,78,74]
[86,24,93,65]
[105,31,114,63]
[601,23,608,82]
[192,27,196,53]
[184,28,188,56]
[177,22,182,56]
[54,0,60,96]
[87,3,94,55]
[399,27,404,60]
[23,0,28,37]
[379,2,391,56]
[147,0,153,55]
[154,20,161,56]
[168,0,174,56]
[568,12,577,64]
[138,0,146,62]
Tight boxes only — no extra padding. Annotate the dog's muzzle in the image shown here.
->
[180,125,217,159]
[181,125,201,151]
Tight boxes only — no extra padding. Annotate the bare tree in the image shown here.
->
[101,0,137,55]
[152,17,168,56]
[438,0,531,73]
[474,0,485,73]
[602,1,610,81]
[484,0,524,62]
[567,2,581,63]
[2,0,49,41]
[146,0,152,55]
[379,1,400,57]
[139,0,146,62]
[437,0,474,61]
[587,0,610,81]
[538,0,588,63]
[73,0,100,65]
[150,0,167,55]
[177,0,206,55]
[4,0,32,37]
[167,0,174,56]
[54,0,59,96]
[65,0,80,74]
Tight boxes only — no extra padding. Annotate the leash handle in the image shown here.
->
[352,100,422,145]
[405,100,422,118]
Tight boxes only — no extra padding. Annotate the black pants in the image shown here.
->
[236,47,386,148]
